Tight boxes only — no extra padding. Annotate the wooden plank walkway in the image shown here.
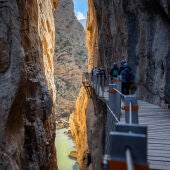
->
[87,82,170,169]
[120,100,170,170]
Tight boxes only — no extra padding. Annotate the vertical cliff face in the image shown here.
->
[54,0,87,127]
[86,0,98,71]
[69,87,89,170]
[69,87,106,170]
[0,1,25,169]
[86,0,170,107]
[0,0,58,169]
[70,0,170,170]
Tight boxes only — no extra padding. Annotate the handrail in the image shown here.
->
[110,87,125,97]
[129,102,132,124]
[106,104,119,122]
[82,72,148,169]
[126,148,135,170]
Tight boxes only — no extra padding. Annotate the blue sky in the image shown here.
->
[73,0,88,20]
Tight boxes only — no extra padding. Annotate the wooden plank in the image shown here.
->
[148,151,170,156]
[148,145,170,149]
[139,112,170,116]
[148,160,170,165]
[121,114,170,118]
[147,156,170,161]
[149,163,170,170]
[148,140,170,144]
[140,119,170,123]
[148,150,170,155]
[139,114,170,117]
[140,124,170,128]
[148,136,170,139]
[148,138,170,142]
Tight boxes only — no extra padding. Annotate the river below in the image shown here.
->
[55,128,79,170]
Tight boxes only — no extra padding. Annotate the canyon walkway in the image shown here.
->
[82,73,170,170]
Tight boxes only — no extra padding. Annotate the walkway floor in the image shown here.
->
[120,100,170,170]
[88,83,170,169]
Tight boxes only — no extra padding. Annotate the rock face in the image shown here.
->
[0,0,58,169]
[69,87,88,170]
[86,0,170,107]
[69,87,106,170]
[71,0,170,170]
[54,0,87,126]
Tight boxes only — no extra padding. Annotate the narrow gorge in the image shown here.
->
[54,0,87,129]
[0,0,170,170]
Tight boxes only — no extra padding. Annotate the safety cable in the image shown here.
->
[106,104,119,123]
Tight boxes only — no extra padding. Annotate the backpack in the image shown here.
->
[113,69,118,77]
[125,70,131,82]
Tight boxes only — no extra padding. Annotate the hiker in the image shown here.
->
[99,67,106,84]
[99,67,106,78]
[119,59,127,75]
[91,67,100,84]
[110,63,119,80]
[99,67,105,76]
[120,63,134,95]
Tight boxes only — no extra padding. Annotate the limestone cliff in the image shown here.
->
[69,86,107,170]
[54,0,87,127]
[69,87,89,170]
[0,0,58,169]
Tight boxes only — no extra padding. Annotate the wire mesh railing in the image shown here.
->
[82,72,149,170]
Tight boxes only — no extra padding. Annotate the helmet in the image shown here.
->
[113,63,117,66]
[123,63,128,68]
[121,59,126,65]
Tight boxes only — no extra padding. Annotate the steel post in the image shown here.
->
[115,80,121,120]
[124,95,139,124]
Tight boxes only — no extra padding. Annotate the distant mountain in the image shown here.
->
[79,19,86,29]
[54,0,87,128]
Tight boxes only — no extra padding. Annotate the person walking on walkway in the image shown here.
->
[120,63,132,95]
[119,59,126,75]
[110,63,119,80]
[91,67,100,84]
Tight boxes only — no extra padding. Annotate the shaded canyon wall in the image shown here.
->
[0,0,58,169]
[86,0,170,107]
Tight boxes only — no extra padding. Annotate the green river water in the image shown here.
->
[55,128,79,170]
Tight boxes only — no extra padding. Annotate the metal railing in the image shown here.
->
[82,72,149,170]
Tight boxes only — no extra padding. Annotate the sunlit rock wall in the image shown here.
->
[0,0,58,169]
[69,87,89,170]
[86,0,98,72]
[86,0,170,107]
[69,86,106,170]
